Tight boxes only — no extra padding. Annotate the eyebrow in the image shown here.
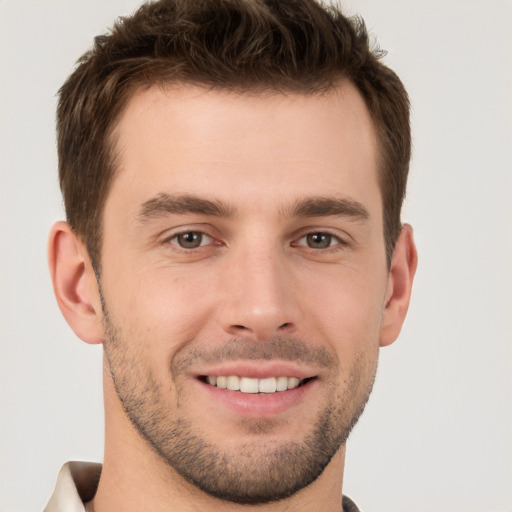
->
[137,193,237,222]
[137,193,370,223]
[287,196,370,221]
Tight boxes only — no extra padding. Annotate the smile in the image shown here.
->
[201,375,311,394]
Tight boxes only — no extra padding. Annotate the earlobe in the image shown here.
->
[48,221,104,344]
[379,224,418,347]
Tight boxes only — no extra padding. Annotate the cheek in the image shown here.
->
[103,265,217,354]
[299,264,386,349]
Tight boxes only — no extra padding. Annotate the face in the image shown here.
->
[99,83,389,503]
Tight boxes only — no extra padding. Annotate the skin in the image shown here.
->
[49,81,417,512]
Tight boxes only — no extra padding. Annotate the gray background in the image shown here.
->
[1,1,511,511]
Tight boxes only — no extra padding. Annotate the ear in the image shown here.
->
[380,224,418,347]
[48,221,104,344]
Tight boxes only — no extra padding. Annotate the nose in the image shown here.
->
[217,243,299,341]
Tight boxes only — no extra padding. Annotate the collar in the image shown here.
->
[44,462,101,512]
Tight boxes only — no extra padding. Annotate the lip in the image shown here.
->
[195,377,316,417]
[191,361,316,380]
[190,362,318,417]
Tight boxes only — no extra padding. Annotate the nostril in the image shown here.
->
[226,321,295,339]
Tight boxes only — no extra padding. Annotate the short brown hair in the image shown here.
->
[57,0,410,271]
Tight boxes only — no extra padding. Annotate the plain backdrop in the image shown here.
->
[1,1,511,511]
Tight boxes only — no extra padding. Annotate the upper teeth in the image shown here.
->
[207,376,302,394]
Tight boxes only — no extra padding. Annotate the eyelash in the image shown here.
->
[163,229,347,253]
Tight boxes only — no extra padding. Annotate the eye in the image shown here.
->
[297,232,341,249]
[169,231,212,249]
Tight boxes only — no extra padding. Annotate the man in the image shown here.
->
[45,0,417,510]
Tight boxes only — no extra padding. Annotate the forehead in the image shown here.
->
[108,82,381,217]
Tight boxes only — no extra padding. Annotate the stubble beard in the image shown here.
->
[102,309,377,505]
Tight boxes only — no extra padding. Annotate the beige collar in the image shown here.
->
[44,462,101,512]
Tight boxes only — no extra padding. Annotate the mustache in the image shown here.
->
[172,336,337,374]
